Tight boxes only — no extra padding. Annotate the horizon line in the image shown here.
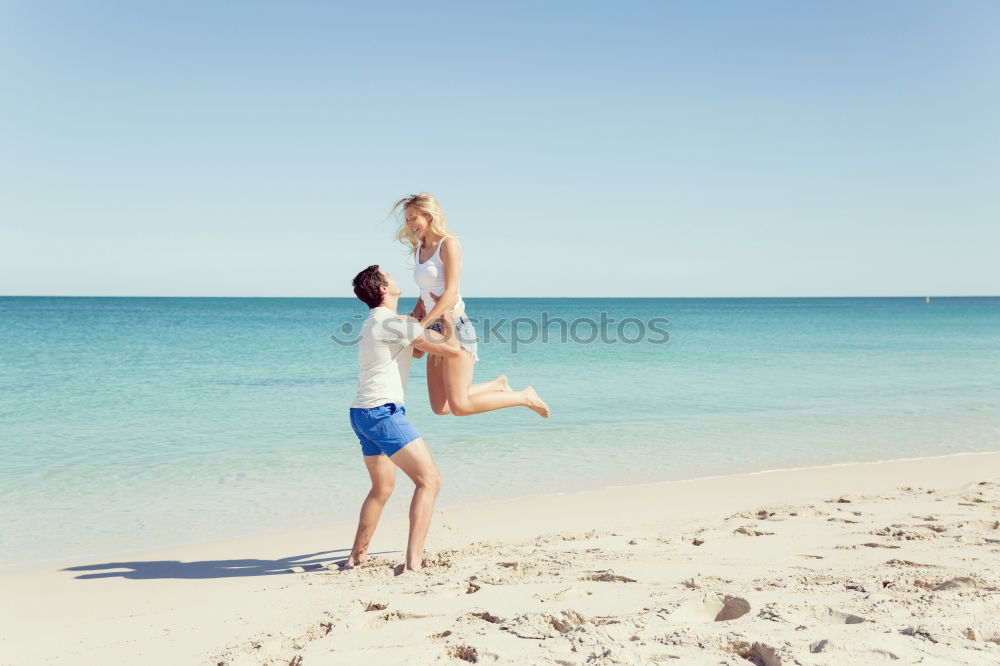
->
[2,294,997,300]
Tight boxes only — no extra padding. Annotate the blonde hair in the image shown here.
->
[388,193,454,256]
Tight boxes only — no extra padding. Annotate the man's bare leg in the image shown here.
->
[385,437,441,572]
[343,454,396,568]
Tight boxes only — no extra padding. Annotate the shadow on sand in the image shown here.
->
[61,548,398,580]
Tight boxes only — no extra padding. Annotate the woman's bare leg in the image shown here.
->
[428,356,510,416]
[471,374,510,394]
[427,356,450,415]
[442,353,549,417]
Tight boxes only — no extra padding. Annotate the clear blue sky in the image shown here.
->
[2,1,997,297]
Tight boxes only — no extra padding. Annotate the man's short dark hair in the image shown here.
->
[352,265,387,309]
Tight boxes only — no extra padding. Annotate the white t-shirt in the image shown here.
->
[351,307,424,408]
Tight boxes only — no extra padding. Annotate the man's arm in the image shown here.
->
[410,303,428,358]
[397,314,457,359]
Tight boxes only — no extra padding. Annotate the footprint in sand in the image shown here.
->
[871,525,936,540]
[445,644,481,663]
[580,570,637,583]
[810,640,899,662]
[500,610,590,640]
[671,595,751,622]
[368,609,433,629]
[901,625,941,643]
[916,523,948,533]
[859,542,901,549]
[963,626,1000,642]
[222,617,339,663]
[478,559,558,585]
[728,640,782,666]
[427,630,452,640]
[885,558,941,568]
[727,508,780,521]
[423,550,458,567]
[755,603,785,623]
[466,610,504,624]
[680,574,734,590]
[734,525,776,536]
[827,495,858,504]
[811,607,868,625]
[955,519,1000,531]
[795,574,838,588]
[932,576,982,591]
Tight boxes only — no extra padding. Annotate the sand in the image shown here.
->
[2,452,999,665]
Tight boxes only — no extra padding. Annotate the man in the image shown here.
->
[343,264,462,573]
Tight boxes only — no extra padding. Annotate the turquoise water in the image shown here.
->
[1,296,998,570]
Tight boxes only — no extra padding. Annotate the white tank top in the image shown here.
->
[413,236,464,314]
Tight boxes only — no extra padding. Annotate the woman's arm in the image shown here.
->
[419,236,462,327]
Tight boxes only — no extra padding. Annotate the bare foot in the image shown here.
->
[394,559,427,576]
[496,374,511,392]
[523,386,550,418]
[339,554,366,570]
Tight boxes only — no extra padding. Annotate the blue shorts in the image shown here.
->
[349,402,420,457]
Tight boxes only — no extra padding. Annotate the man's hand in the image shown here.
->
[410,298,426,320]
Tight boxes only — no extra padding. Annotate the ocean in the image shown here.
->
[1,296,998,571]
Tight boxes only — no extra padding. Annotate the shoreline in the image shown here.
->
[2,450,999,664]
[4,448,999,576]
[3,448,997,576]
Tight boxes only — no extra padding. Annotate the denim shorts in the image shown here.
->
[428,315,479,363]
[349,402,420,457]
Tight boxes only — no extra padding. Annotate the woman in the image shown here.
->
[389,193,549,418]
